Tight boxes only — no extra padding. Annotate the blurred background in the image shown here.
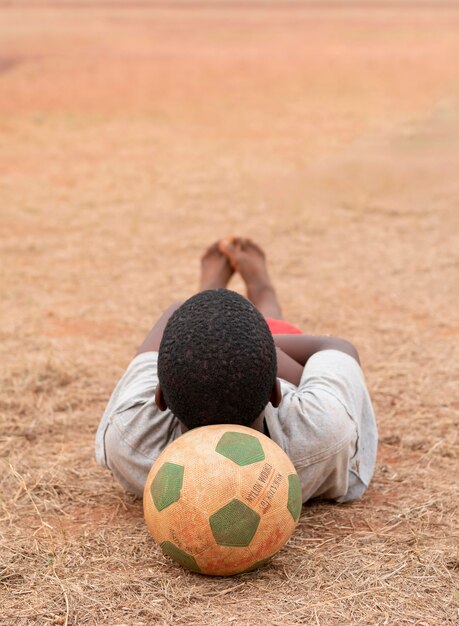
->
[1,2,458,624]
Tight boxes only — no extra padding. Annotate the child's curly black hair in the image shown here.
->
[158,289,277,429]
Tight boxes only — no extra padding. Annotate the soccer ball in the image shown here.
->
[143,424,302,576]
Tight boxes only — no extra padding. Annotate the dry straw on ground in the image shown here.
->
[1,2,458,625]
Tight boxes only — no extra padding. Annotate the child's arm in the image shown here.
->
[275,348,305,387]
[136,301,184,355]
[274,334,360,365]
[274,335,360,387]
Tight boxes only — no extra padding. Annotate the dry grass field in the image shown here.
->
[1,2,458,624]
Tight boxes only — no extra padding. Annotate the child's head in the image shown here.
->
[157,289,277,429]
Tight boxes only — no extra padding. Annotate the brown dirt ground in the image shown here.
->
[1,2,458,625]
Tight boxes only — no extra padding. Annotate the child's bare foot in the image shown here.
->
[219,237,282,319]
[199,241,234,291]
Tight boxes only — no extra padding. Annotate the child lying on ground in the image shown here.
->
[96,237,377,503]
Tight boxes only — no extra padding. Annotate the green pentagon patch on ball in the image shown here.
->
[209,498,261,547]
[287,473,302,522]
[215,431,265,466]
[150,462,184,511]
